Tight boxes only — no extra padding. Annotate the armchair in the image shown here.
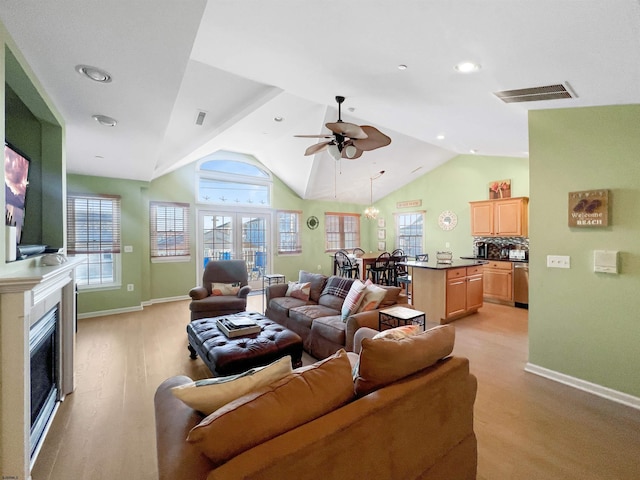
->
[188,260,251,321]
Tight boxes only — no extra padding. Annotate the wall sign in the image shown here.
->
[396,199,422,209]
[568,190,609,227]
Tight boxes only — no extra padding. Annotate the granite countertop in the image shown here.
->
[400,258,489,270]
[460,256,529,264]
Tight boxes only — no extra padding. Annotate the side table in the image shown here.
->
[379,305,426,332]
[262,273,285,313]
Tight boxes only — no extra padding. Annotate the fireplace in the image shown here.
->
[0,257,82,479]
[30,306,59,459]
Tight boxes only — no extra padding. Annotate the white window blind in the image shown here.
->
[277,210,301,254]
[150,201,190,258]
[324,212,360,251]
[67,194,121,254]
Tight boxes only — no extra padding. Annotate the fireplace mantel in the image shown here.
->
[0,257,82,480]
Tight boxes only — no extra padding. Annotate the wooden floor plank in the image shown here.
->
[30,297,640,480]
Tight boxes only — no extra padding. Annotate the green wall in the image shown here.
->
[373,154,529,257]
[529,105,640,398]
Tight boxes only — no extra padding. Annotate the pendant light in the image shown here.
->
[364,170,385,220]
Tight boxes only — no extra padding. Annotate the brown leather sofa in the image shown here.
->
[188,260,251,321]
[265,271,409,359]
[154,326,477,480]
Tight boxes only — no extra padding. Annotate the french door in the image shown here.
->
[198,210,271,291]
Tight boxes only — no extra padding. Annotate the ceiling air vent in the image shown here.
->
[195,110,207,126]
[494,83,576,103]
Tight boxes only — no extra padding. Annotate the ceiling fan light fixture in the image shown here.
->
[344,145,358,158]
[328,143,342,161]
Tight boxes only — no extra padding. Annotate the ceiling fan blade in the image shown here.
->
[304,141,331,156]
[294,134,333,138]
[352,125,392,151]
[326,122,368,139]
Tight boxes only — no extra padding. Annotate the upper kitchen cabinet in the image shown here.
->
[470,197,529,237]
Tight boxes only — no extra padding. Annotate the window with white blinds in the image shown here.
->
[67,194,121,287]
[277,210,301,254]
[324,212,360,251]
[150,201,190,260]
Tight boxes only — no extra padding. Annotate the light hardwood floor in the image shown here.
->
[31,297,640,480]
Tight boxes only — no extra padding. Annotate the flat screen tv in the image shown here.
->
[4,142,30,244]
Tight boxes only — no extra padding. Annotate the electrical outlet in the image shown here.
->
[317,264,322,271]
[127,284,134,291]
[124,245,133,253]
[445,242,450,248]
[547,255,571,269]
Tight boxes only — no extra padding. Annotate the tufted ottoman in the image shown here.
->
[186,311,303,376]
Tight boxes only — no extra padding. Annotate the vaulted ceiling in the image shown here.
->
[2,1,640,204]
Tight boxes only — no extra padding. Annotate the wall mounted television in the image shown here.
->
[4,142,30,244]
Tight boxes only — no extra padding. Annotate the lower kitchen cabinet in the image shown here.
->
[483,260,513,303]
[444,266,484,321]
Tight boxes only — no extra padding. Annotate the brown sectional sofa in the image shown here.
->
[264,271,409,359]
[154,326,478,480]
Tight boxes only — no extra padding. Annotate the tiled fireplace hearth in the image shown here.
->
[0,257,82,480]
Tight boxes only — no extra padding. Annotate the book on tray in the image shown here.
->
[216,317,261,338]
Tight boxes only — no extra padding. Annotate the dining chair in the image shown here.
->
[415,254,429,262]
[335,250,360,279]
[368,252,391,285]
[352,247,365,258]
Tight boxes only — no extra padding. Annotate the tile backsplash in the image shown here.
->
[473,236,529,259]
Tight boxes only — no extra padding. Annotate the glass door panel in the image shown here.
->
[199,210,270,292]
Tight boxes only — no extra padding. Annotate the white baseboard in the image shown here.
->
[525,362,640,411]
[78,295,190,319]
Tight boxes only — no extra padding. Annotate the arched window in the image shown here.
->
[197,156,272,207]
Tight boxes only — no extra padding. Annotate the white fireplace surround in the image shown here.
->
[0,257,82,480]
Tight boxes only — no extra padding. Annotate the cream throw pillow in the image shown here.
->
[357,280,387,312]
[211,282,240,296]
[171,356,292,415]
[341,279,367,321]
[285,281,311,301]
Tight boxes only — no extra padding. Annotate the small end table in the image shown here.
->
[379,305,426,332]
[262,273,285,313]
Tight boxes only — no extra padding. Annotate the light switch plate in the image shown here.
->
[547,255,570,268]
[124,245,133,253]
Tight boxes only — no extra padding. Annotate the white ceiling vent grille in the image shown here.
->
[494,83,575,103]
[195,110,207,126]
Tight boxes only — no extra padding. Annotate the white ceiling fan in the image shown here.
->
[295,96,391,160]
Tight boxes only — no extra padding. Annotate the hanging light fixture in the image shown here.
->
[364,170,385,220]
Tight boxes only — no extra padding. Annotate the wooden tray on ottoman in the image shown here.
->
[187,311,303,376]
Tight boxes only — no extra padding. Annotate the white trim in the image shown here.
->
[77,295,190,319]
[525,362,640,411]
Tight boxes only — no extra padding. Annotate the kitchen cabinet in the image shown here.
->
[470,197,529,237]
[408,262,484,324]
[483,260,513,303]
[445,266,484,319]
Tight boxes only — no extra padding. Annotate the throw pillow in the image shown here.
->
[320,276,354,300]
[373,324,422,340]
[285,281,311,301]
[171,356,292,415]
[354,325,455,397]
[299,270,328,302]
[211,282,240,296]
[341,279,367,321]
[187,349,355,465]
[357,280,387,312]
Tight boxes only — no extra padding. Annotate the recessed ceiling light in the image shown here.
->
[274,116,283,122]
[398,64,408,70]
[92,114,117,127]
[436,134,445,140]
[76,64,112,83]
[470,149,478,154]
[455,62,481,73]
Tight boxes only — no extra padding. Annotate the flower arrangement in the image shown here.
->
[489,179,511,199]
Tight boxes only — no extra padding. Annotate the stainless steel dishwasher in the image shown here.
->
[513,262,529,309]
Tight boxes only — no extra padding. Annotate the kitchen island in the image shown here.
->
[401,259,488,324]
